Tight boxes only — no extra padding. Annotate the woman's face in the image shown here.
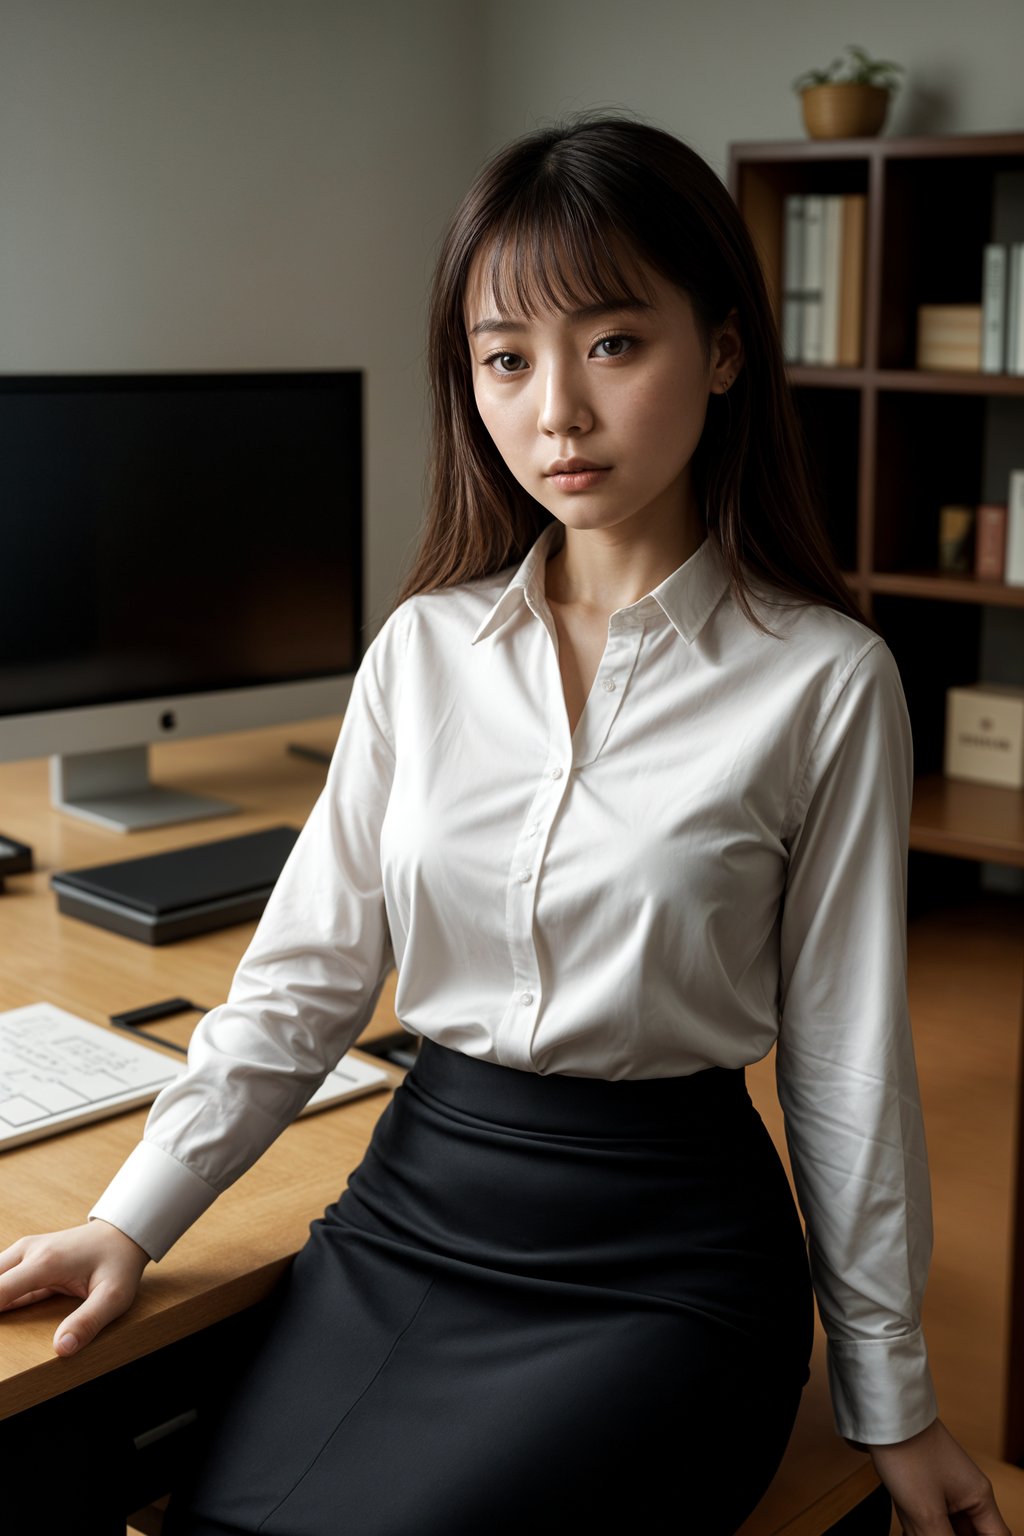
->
[464,250,742,541]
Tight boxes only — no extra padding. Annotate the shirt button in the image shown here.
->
[526,822,540,837]
[602,679,616,693]
[549,766,563,780]
[520,991,534,1006]
[517,869,532,883]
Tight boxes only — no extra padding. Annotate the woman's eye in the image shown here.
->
[593,334,635,358]
[484,352,527,375]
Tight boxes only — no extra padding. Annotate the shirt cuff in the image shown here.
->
[826,1327,939,1444]
[88,1140,220,1261]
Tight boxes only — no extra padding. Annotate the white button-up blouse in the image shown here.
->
[91,521,939,1446]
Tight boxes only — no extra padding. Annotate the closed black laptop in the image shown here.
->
[51,825,300,945]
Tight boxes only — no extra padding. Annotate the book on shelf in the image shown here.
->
[1009,244,1024,374]
[801,195,824,364]
[781,193,864,367]
[819,198,842,366]
[983,245,1008,372]
[837,195,866,367]
[938,505,975,572]
[1007,470,1024,586]
[983,242,1024,374]
[781,194,804,362]
[975,503,1009,581]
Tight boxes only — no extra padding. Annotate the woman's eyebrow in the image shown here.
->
[467,298,654,338]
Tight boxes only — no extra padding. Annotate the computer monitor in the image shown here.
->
[0,370,363,832]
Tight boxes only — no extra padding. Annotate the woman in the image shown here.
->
[0,114,1011,1535]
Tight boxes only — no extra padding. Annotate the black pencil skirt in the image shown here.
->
[164,1041,815,1536]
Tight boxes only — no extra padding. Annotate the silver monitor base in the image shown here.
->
[50,746,239,833]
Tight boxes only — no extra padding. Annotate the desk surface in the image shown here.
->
[0,718,411,1418]
[0,719,879,1531]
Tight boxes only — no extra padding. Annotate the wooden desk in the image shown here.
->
[0,720,888,1531]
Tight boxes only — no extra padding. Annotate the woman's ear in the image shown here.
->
[708,309,744,395]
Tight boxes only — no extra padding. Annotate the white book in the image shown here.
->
[1008,244,1024,375]
[781,194,805,363]
[1007,470,1024,586]
[819,197,843,366]
[982,245,1007,372]
[801,195,825,364]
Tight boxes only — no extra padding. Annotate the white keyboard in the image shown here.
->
[0,1002,185,1151]
[0,1002,393,1152]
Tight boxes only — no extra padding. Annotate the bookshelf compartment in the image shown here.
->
[909,774,1024,869]
[735,157,870,324]
[878,154,1024,372]
[872,390,990,578]
[873,592,985,776]
[791,384,859,572]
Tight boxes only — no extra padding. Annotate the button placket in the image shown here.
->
[497,748,572,1064]
[572,617,646,768]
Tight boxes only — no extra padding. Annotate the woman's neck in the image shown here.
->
[544,500,705,615]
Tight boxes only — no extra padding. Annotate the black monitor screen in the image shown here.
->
[0,371,362,716]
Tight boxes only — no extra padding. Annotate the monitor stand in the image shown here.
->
[50,746,240,833]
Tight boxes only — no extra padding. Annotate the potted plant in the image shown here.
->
[792,44,905,140]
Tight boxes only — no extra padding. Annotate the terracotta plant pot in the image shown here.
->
[800,82,890,140]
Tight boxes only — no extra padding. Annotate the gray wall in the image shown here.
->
[0,0,483,634]
[3,0,1022,628]
[480,0,1024,170]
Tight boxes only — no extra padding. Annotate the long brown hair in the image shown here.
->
[397,110,872,638]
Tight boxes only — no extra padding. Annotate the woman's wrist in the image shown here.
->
[844,1414,940,1454]
[90,1216,152,1266]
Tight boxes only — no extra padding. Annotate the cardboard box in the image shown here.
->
[944,683,1024,788]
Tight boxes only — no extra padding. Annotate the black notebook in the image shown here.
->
[50,826,300,945]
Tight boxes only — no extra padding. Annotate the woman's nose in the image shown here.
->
[536,362,593,437]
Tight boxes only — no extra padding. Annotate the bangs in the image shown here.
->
[474,190,656,320]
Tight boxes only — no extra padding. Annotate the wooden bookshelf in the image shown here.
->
[867,571,1024,608]
[729,131,1024,1463]
[910,773,1024,864]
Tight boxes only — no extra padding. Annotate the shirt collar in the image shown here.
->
[470,522,563,644]
[470,522,732,646]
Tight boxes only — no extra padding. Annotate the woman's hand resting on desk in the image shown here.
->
[866,1416,1012,1534]
[0,1219,149,1356]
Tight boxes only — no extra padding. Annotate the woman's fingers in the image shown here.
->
[54,1273,139,1356]
[2,1287,58,1309]
[873,1418,1012,1536]
[0,1224,149,1353]
[0,1235,32,1289]
[0,1245,74,1310]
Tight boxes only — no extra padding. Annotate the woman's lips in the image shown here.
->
[547,468,612,491]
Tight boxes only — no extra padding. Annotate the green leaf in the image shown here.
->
[792,67,831,90]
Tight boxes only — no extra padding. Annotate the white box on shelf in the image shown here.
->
[944,684,1024,789]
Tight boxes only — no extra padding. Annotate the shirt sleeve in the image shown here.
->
[776,636,939,1446]
[89,618,401,1262]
